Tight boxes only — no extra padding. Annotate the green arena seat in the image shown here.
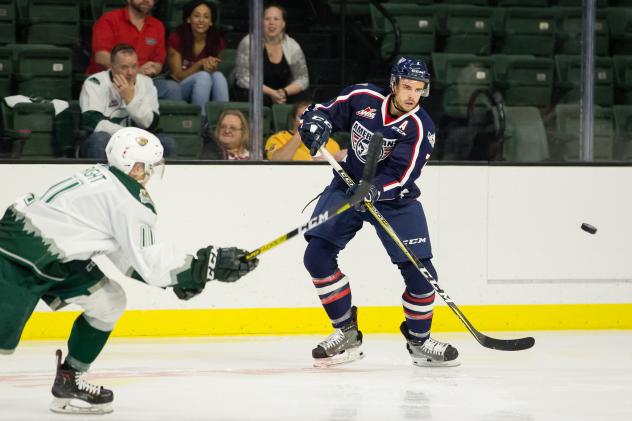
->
[218,48,236,83]
[0,46,12,98]
[554,0,609,6]
[613,105,632,160]
[608,7,632,55]
[370,3,436,60]
[435,5,493,55]
[1,101,55,157]
[432,53,494,116]
[271,103,294,133]
[0,0,16,45]
[22,0,80,47]
[554,104,614,161]
[10,44,72,100]
[613,55,632,104]
[493,7,557,57]
[497,0,547,6]
[157,100,202,159]
[554,55,614,106]
[492,54,553,107]
[442,0,489,5]
[502,106,549,162]
[554,7,609,56]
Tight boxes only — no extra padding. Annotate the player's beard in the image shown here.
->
[391,95,417,115]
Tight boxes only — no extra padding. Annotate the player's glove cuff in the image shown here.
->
[299,110,333,156]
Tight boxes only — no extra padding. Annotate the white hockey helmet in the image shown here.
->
[106,127,165,184]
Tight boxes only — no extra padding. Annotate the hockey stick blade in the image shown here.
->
[481,335,535,351]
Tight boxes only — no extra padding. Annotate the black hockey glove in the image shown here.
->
[347,182,382,212]
[212,247,259,283]
[299,109,333,156]
[173,246,214,300]
[173,246,259,300]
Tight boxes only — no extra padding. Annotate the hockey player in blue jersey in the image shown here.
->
[297,57,459,368]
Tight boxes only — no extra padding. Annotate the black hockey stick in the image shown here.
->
[244,133,385,261]
[320,147,535,351]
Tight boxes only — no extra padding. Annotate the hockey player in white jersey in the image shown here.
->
[0,127,259,414]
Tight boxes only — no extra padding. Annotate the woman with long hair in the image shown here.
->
[168,0,229,121]
[233,3,309,105]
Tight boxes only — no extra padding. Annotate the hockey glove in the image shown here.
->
[173,246,214,300]
[212,247,259,283]
[299,110,333,156]
[347,182,382,212]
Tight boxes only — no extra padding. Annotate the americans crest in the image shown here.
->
[351,121,396,163]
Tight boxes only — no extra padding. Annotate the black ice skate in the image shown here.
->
[50,349,113,414]
[312,306,364,368]
[400,322,460,367]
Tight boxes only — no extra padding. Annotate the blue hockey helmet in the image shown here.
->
[390,57,431,97]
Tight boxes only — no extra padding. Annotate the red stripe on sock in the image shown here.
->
[404,291,435,304]
[404,309,434,320]
[321,287,350,304]
[312,269,344,286]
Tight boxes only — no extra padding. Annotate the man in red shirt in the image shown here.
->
[86,0,181,100]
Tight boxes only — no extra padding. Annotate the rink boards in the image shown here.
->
[1,162,631,338]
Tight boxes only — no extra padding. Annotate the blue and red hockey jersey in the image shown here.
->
[312,83,436,206]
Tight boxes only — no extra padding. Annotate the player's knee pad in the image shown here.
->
[67,278,127,331]
[303,237,341,278]
[397,259,437,295]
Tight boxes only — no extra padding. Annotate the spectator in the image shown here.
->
[86,0,181,101]
[200,109,250,160]
[168,0,229,122]
[79,44,176,159]
[266,101,345,161]
[233,3,309,105]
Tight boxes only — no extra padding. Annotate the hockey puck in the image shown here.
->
[581,223,597,234]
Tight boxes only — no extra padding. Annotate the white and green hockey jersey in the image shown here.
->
[0,164,190,287]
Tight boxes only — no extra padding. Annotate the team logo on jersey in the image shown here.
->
[139,189,154,206]
[427,131,436,147]
[351,121,396,163]
[355,107,376,119]
[136,136,149,146]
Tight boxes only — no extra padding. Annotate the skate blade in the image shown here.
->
[313,348,364,368]
[50,398,113,414]
[411,357,461,368]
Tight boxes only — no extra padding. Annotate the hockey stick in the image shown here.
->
[319,147,535,351]
[244,133,385,262]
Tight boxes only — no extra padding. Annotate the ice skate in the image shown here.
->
[50,349,113,414]
[400,322,460,367]
[312,306,364,367]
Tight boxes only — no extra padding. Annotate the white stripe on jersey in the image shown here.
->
[315,88,386,110]
[383,114,424,193]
